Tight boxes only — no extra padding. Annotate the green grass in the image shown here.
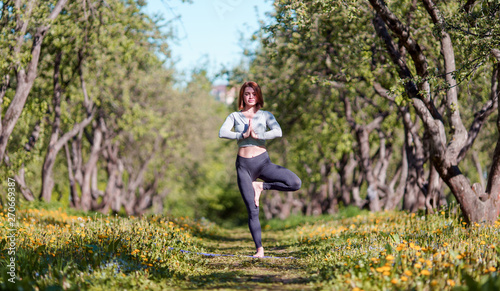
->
[1,204,499,290]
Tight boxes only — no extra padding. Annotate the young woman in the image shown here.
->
[219,81,301,258]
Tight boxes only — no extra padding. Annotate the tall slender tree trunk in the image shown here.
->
[65,143,80,208]
[96,140,123,213]
[80,118,103,211]
[385,143,408,210]
[40,52,94,201]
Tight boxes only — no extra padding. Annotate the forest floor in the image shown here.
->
[179,226,317,290]
[2,205,499,290]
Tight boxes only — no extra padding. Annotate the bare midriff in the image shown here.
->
[238,145,267,158]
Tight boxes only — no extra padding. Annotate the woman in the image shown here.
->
[219,81,301,258]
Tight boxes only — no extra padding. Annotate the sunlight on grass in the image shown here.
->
[297,208,500,290]
[1,205,499,290]
[0,207,210,290]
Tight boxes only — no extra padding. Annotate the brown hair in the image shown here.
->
[238,81,264,110]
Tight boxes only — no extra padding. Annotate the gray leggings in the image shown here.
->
[236,152,301,249]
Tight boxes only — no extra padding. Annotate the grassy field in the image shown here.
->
[1,204,499,290]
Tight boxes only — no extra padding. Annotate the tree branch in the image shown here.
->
[373,82,394,102]
[371,12,441,121]
[463,0,477,14]
[492,49,500,62]
[422,0,467,164]
[485,62,500,197]
[26,0,69,83]
[370,0,448,164]
[458,66,498,162]
[369,0,428,77]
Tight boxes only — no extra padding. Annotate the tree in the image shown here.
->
[0,0,68,163]
[280,0,500,222]
[366,0,500,223]
[242,0,411,217]
[229,0,500,223]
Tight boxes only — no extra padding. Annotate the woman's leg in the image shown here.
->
[236,158,263,251]
[258,159,302,192]
[253,157,301,207]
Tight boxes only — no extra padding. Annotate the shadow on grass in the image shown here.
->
[185,268,314,290]
[0,236,183,290]
[197,231,308,259]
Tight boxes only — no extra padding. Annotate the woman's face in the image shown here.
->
[243,87,257,108]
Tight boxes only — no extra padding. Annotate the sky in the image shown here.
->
[144,0,274,84]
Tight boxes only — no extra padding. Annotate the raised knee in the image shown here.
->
[290,177,301,191]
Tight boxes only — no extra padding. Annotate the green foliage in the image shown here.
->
[453,273,500,291]
[240,0,406,206]
[163,70,243,224]
[0,0,242,222]
[221,0,500,217]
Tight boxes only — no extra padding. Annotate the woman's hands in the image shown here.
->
[243,119,259,139]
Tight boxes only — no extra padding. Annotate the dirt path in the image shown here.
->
[184,226,315,290]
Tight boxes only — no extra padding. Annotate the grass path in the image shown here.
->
[182,226,316,290]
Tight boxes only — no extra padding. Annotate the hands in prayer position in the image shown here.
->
[243,119,259,139]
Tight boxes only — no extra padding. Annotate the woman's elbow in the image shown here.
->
[276,129,283,138]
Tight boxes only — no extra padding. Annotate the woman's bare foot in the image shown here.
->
[252,181,264,207]
[253,247,264,258]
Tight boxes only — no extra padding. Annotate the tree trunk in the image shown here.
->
[14,165,35,201]
[65,142,80,208]
[338,152,362,207]
[122,138,160,215]
[344,97,388,211]
[262,191,303,220]
[96,141,123,213]
[0,0,68,163]
[80,118,103,211]
[4,155,35,202]
[385,143,408,210]
[425,162,442,214]
[40,52,94,201]
[326,174,338,214]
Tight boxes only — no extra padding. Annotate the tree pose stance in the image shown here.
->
[219,81,301,257]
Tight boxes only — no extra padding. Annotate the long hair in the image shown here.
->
[238,81,264,110]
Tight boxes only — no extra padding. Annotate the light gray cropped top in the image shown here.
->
[219,110,282,147]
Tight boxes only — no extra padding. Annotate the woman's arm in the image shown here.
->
[261,111,282,140]
[219,113,244,140]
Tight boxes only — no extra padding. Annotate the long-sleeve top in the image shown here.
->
[219,110,282,147]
